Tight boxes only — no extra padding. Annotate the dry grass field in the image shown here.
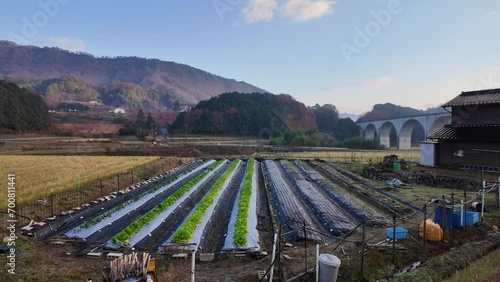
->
[0,155,159,208]
[256,150,420,163]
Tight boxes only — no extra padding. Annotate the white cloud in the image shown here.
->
[243,0,278,23]
[486,11,497,17]
[282,0,335,21]
[358,76,393,88]
[49,37,87,52]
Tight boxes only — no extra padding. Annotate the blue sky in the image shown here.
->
[1,0,500,114]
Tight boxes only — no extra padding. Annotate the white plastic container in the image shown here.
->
[319,254,341,282]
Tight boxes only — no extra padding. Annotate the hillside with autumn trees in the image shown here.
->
[170,92,316,137]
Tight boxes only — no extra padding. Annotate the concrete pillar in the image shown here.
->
[398,136,412,150]
[380,136,390,148]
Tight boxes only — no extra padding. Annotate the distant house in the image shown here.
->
[109,108,126,114]
[426,88,500,172]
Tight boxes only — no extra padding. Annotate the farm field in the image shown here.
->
[0,155,160,208]
[44,159,265,254]
[51,123,123,136]
[0,155,498,281]
[0,152,494,281]
[256,150,421,163]
[35,158,422,257]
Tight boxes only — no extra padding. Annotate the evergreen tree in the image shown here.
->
[334,118,360,141]
[313,104,339,134]
[146,112,155,132]
[0,79,50,132]
[134,109,147,139]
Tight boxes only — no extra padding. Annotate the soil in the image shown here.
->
[52,123,123,136]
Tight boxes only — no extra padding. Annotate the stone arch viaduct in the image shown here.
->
[357,113,451,149]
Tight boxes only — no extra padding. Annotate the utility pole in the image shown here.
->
[191,250,196,282]
[360,218,366,277]
[423,204,427,258]
[277,224,282,280]
[269,233,278,282]
[304,221,307,273]
[392,212,396,263]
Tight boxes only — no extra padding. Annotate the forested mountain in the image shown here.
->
[8,75,177,110]
[170,92,316,137]
[0,79,50,132]
[357,103,447,122]
[0,41,266,108]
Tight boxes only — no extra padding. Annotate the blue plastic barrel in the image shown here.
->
[434,206,453,230]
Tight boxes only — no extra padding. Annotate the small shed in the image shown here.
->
[420,141,438,167]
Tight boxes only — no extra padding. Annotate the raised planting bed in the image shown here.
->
[111,159,224,245]
[323,161,421,213]
[312,161,406,214]
[263,160,322,242]
[295,160,387,226]
[171,159,240,243]
[294,160,324,180]
[233,158,254,247]
[198,160,246,253]
[280,160,357,236]
[64,160,213,240]
[223,158,261,251]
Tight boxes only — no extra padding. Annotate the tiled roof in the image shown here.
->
[428,124,500,142]
[443,88,500,107]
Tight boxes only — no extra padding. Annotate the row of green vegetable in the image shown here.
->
[83,175,179,228]
[112,159,224,244]
[233,158,255,246]
[171,159,239,243]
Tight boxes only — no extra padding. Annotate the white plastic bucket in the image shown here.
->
[319,254,341,282]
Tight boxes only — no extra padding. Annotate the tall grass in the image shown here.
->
[0,155,160,209]
[445,248,500,282]
[257,151,419,163]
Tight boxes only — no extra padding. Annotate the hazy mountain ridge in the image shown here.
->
[0,41,266,108]
[357,103,447,122]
